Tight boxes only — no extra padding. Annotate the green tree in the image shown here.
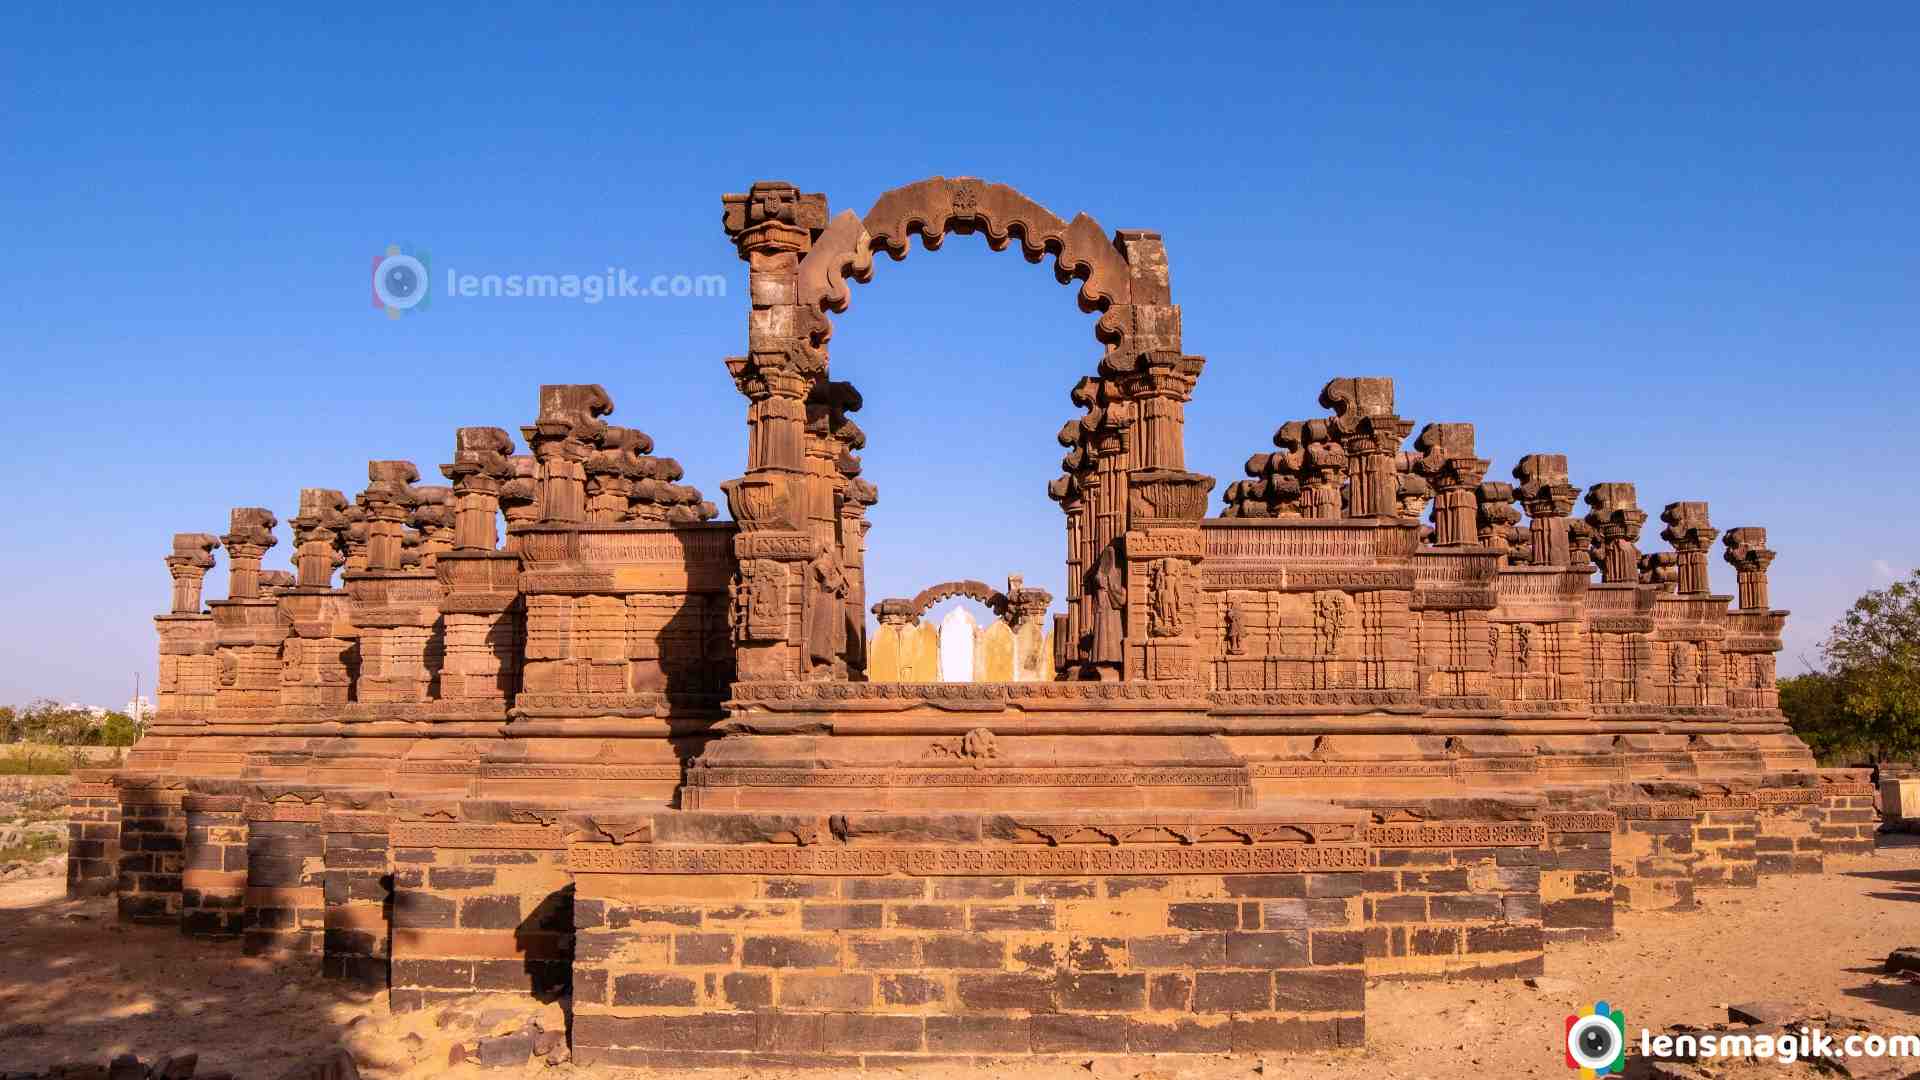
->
[15,698,94,746]
[1779,670,1862,763]
[0,705,17,743]
[96,710,141,747]
[1818,568,1920,762]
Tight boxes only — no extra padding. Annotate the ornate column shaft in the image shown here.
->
[1583,482,1647,584]
[166,532,221,613]
[442,426,515,551]
[1724,527,1776,611]
[1411,423,1488,546]
[1515,453,1580,567]
[1661,501,1719,596]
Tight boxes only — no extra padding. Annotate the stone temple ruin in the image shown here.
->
[79,176,1877,1067]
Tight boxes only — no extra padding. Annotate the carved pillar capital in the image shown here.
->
[1723,526,1777,610]
[1410,422,1488,546]
[1514,453,1581,567]
[289,487,349,589]
[165,532,221,614]
[442,425,516,551]
[1660,501,1719,595]
[1583,482,1647,584]
[358,460,421,571]
[219,507,278,599]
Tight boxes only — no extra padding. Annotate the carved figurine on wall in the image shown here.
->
[1224,598,1246,656]
[727,567,752,644]
[807,547,848,679]
[1148,559,1186,638]
[1313,591,1348,657]
[1089,544,1125,672]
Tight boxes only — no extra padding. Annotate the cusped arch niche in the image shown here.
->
[795,176,1173,359]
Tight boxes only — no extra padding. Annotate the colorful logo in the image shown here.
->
[1566,1000,1626,1077]
[371,245,430,318]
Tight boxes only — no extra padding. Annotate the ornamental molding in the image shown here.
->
[1365,821,1545,847]
[388,822,569,850]
[687,767,1248,788]
[566,842,1369,875]
[1543,811,1617,833]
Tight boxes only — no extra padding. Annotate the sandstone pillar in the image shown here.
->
[1661,501,1719,597]
[1514,454,1580,568]
[1321,377,1412,518]
[1410,423,1488,546]
[438,427,523,705]
[181,790,249,939]
[210,509,282,716]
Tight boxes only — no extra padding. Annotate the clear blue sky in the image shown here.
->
[2,3,1915,706]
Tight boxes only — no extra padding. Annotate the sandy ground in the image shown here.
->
[2,838,1917,1078]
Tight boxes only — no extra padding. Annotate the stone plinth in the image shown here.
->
[181,790,249,939]
[385,802,575,1011]
[565,805,1371,1067]
[243,789,328,961]
[65,770,122,899]
[116,776,189,924]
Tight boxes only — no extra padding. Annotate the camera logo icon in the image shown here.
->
[371,244,430,318]
[1565,1000,1626,1077]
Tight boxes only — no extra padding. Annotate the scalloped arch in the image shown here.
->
[796,176,1137,351]
[907,579,1009,622]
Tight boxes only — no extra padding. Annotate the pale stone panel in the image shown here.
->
[939,607,977,683]
[904,622,940,682]
[867,623,901,682]
[979,620,1015,682]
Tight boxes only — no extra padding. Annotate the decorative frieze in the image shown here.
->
[388,823,568,849]
[567,842,1370,875]
[1365,821,1546,847]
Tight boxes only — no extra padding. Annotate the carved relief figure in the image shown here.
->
[1224,598,1246,656]
[1516,624,1533,672]
[1148,559,1186,637]
[1313,591,1349,657]
[727,568,749,643]
[1090,545,1125,665]
[807,547,848,676]
[1670,642,1692,683]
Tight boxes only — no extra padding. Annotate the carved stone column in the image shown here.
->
[1322,377,1412,518]
[1724,527,1775,611]
[838,477,877,680]
[346,463,440,705]
[1661,502,1719,597]
[719,193,823,683]
[279,489,352,710]
[156,533,221,724]
[1118,352,1204,472]
[1722,527,1785,716]
[1475,482,1524,564]
[1004,576,1055,682]
[585,426,651,524]
[167,532,221,615]
[436,427,523,706]
[1291,421,1347,520]
[1410,423,1488,546]
[1124,469,1215,682]
[1514,454,1581,567]
[1584,483,1647,584]
[210,509,282,716]
[499,455,542,551]
[524,384,610,526]
[443,426,515,551]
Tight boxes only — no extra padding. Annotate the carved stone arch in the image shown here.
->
[796,176,1146,356]
[907,579,1009,622]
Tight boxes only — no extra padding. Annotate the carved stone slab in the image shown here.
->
[567,843,1369,875]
